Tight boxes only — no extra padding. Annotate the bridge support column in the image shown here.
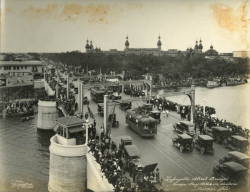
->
[48,135,87,192]
[37,100,58,130]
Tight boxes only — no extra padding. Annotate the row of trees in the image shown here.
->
[41,51,249,80]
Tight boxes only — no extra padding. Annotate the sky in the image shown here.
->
[0,0,250,53]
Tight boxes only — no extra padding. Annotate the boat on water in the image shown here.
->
[226,78,247,86]
[206,80,220,88]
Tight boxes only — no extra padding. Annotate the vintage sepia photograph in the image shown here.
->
[0,0,250,191]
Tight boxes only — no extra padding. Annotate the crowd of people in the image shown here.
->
[87,121,160,192]
[149,96,249,139]
[3,100,36,117]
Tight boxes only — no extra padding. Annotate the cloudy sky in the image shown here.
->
[0,0,249,53]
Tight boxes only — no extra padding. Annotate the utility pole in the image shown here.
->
[66,74,69,99]
[190,85,195,124]
[103,95,109,136]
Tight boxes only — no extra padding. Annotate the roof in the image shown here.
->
[127,110,158,123]
[178,133,192,140]
[56,116,84,127]
[124,145,140,157]
[127,48,159,51]
[120,135,132,142]
[224,161,247,172]
[212,126,229,132]
[120,100,131,104]
[0,60,44,66]
[151,110,161,113]
[198,135,213,141]
[228,151,250,160]
[180,121,194,126]
[90,88,105,93]
[231,135,248,141]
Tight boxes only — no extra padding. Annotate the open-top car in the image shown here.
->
[119,100,132,111]
[97,103,104,116]
[120,135,133,149]
[226,135,249,152]
[219,151,250,168]
[82,96,89,105]
[123,144,141,169]
[108,113,119,128]
[213,161,248,184]
[172,133,193,153]
[211,126,231,144]
[173,121,195,137]
[108,93,122,100]
[194,134,214,154]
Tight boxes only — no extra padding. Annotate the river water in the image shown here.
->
[156,82,250,129]
[0,83,249,192]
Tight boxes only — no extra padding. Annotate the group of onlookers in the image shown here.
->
[149,97,249,138]
[4,100,36,116]
[88,127,160,192]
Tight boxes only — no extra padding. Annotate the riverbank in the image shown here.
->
[156,82,250,130]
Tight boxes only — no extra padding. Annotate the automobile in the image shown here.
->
[194,134,214,154]
[108,113,119,128]
[219,151,250,168]
[226,135,249,152]
[211,126,231,144]
[173,121,195,137]
[213,161,248,184]
[97,103,104,116]
[120,135,133,149]
[123,144,141,169]
[141,103,153,113]
[172,133,193,153]
[82,96,89,105]
[119,100,132,111]
[149,110,161,123]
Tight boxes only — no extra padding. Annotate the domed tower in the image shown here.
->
[125,36,129,50]
[198,39,203,53]
[194,40,199,50]
[157,36,162,50]
[89,41,93,50]
[85,40,90,52]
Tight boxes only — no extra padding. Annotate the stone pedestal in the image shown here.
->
[48,135,87,192]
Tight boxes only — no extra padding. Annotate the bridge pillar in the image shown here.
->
[48,135,87,192]
[37,100,58,130]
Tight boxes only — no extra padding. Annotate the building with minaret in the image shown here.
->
[193,39,203,54]
[125,36,129,50]
[123,36,163,56]
[157,36,162,50]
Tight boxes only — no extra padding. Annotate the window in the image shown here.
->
[13,66,16,70]
[25,66,27,69]
[17,66,19,70]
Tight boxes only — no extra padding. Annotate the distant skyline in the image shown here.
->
[0,0,249,53]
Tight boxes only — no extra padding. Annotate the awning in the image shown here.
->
[142,163,158,174]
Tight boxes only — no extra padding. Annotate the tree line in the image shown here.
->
[40,51,249,80]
